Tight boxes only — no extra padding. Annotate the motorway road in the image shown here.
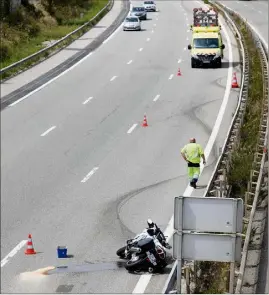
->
[1,0,240,293]
[218,0,268,46]
[218,1,268,293]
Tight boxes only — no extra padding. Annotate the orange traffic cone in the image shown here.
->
[231,72,239,88]
[25,234,36,255]
[142,114,148,127]
[177,68,182,76]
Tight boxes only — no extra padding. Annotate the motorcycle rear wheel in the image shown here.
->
[116,246,127,258]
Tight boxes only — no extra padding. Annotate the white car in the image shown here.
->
[123,16,141,31]
[143,1,156,12]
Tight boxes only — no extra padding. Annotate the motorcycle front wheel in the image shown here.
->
[116,246,127,258]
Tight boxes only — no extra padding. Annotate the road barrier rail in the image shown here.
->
[0,0,114,79]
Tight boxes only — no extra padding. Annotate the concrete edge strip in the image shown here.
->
[0,0,130,111]
[162,260,177,294]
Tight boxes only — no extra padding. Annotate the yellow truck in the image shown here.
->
[187,26,225,68]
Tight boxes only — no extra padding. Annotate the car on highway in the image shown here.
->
[123,16,141,31]
[130,6,147,20]
[143,1,157,12]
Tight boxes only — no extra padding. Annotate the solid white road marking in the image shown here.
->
[110,76,117,82]
[127,60,133,65]
[41,126,56,137]
[83,96,93,105]
[102,23,124,44]
[1,240,27,267]
[127,123,138,134]
[168,74,174,80]
[178,59,182,63]
[139,48,143,52]
[153,94,160,102]
[146,38,150,42]
[81,167,99,183]
[132,1,234,293]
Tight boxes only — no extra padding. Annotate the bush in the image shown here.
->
[0,40,12,61]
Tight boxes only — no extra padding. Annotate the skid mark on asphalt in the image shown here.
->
[83,97,93,105]
[41,126,56,137]
[81,167,99,183]
[48,261,126,274]
[127,123,138,134]
[1,240,27,267]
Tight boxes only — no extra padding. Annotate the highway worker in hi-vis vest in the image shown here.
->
[181,138,206,189]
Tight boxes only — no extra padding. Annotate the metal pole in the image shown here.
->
[229,262,235,293]
[177,232,182,294]
[186,267,191,294]
[177,259,182,294]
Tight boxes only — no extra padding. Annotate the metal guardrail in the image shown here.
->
[0,0,114,77]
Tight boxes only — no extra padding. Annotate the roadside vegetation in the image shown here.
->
[0,0,109,78]
[195,2,264,294]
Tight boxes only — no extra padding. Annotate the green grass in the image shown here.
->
[227,15,263,198]
[1,0,109,79]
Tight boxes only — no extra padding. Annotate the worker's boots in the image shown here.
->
[190,179,197,189]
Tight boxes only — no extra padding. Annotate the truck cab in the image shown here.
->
[187,26,225,68]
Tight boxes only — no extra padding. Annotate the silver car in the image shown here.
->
[130,6,147,20]
[123,16,141,31]
[143,1,156,12]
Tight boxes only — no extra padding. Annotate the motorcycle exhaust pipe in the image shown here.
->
[129,247,141,253]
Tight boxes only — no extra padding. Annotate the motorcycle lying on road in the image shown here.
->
[116,219,172,273]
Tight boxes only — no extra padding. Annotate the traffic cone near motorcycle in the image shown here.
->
[142,115,148,127]
[231,72,239,88]
[25,234,36,255]
[177,68,182,76]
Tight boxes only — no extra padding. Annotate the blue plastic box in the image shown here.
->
[57,246,67,258]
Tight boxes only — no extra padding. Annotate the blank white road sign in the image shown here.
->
[174,196,243,233]
[173,232,242,262]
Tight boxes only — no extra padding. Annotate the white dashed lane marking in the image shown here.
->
[81,167,99,183]
[127,123,138,134]
[41,126,56,137]
[83,97,93,105]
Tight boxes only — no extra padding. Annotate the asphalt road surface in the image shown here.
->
[1,0,241,293]
[219,1,268,293]
[219,0,268,46]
